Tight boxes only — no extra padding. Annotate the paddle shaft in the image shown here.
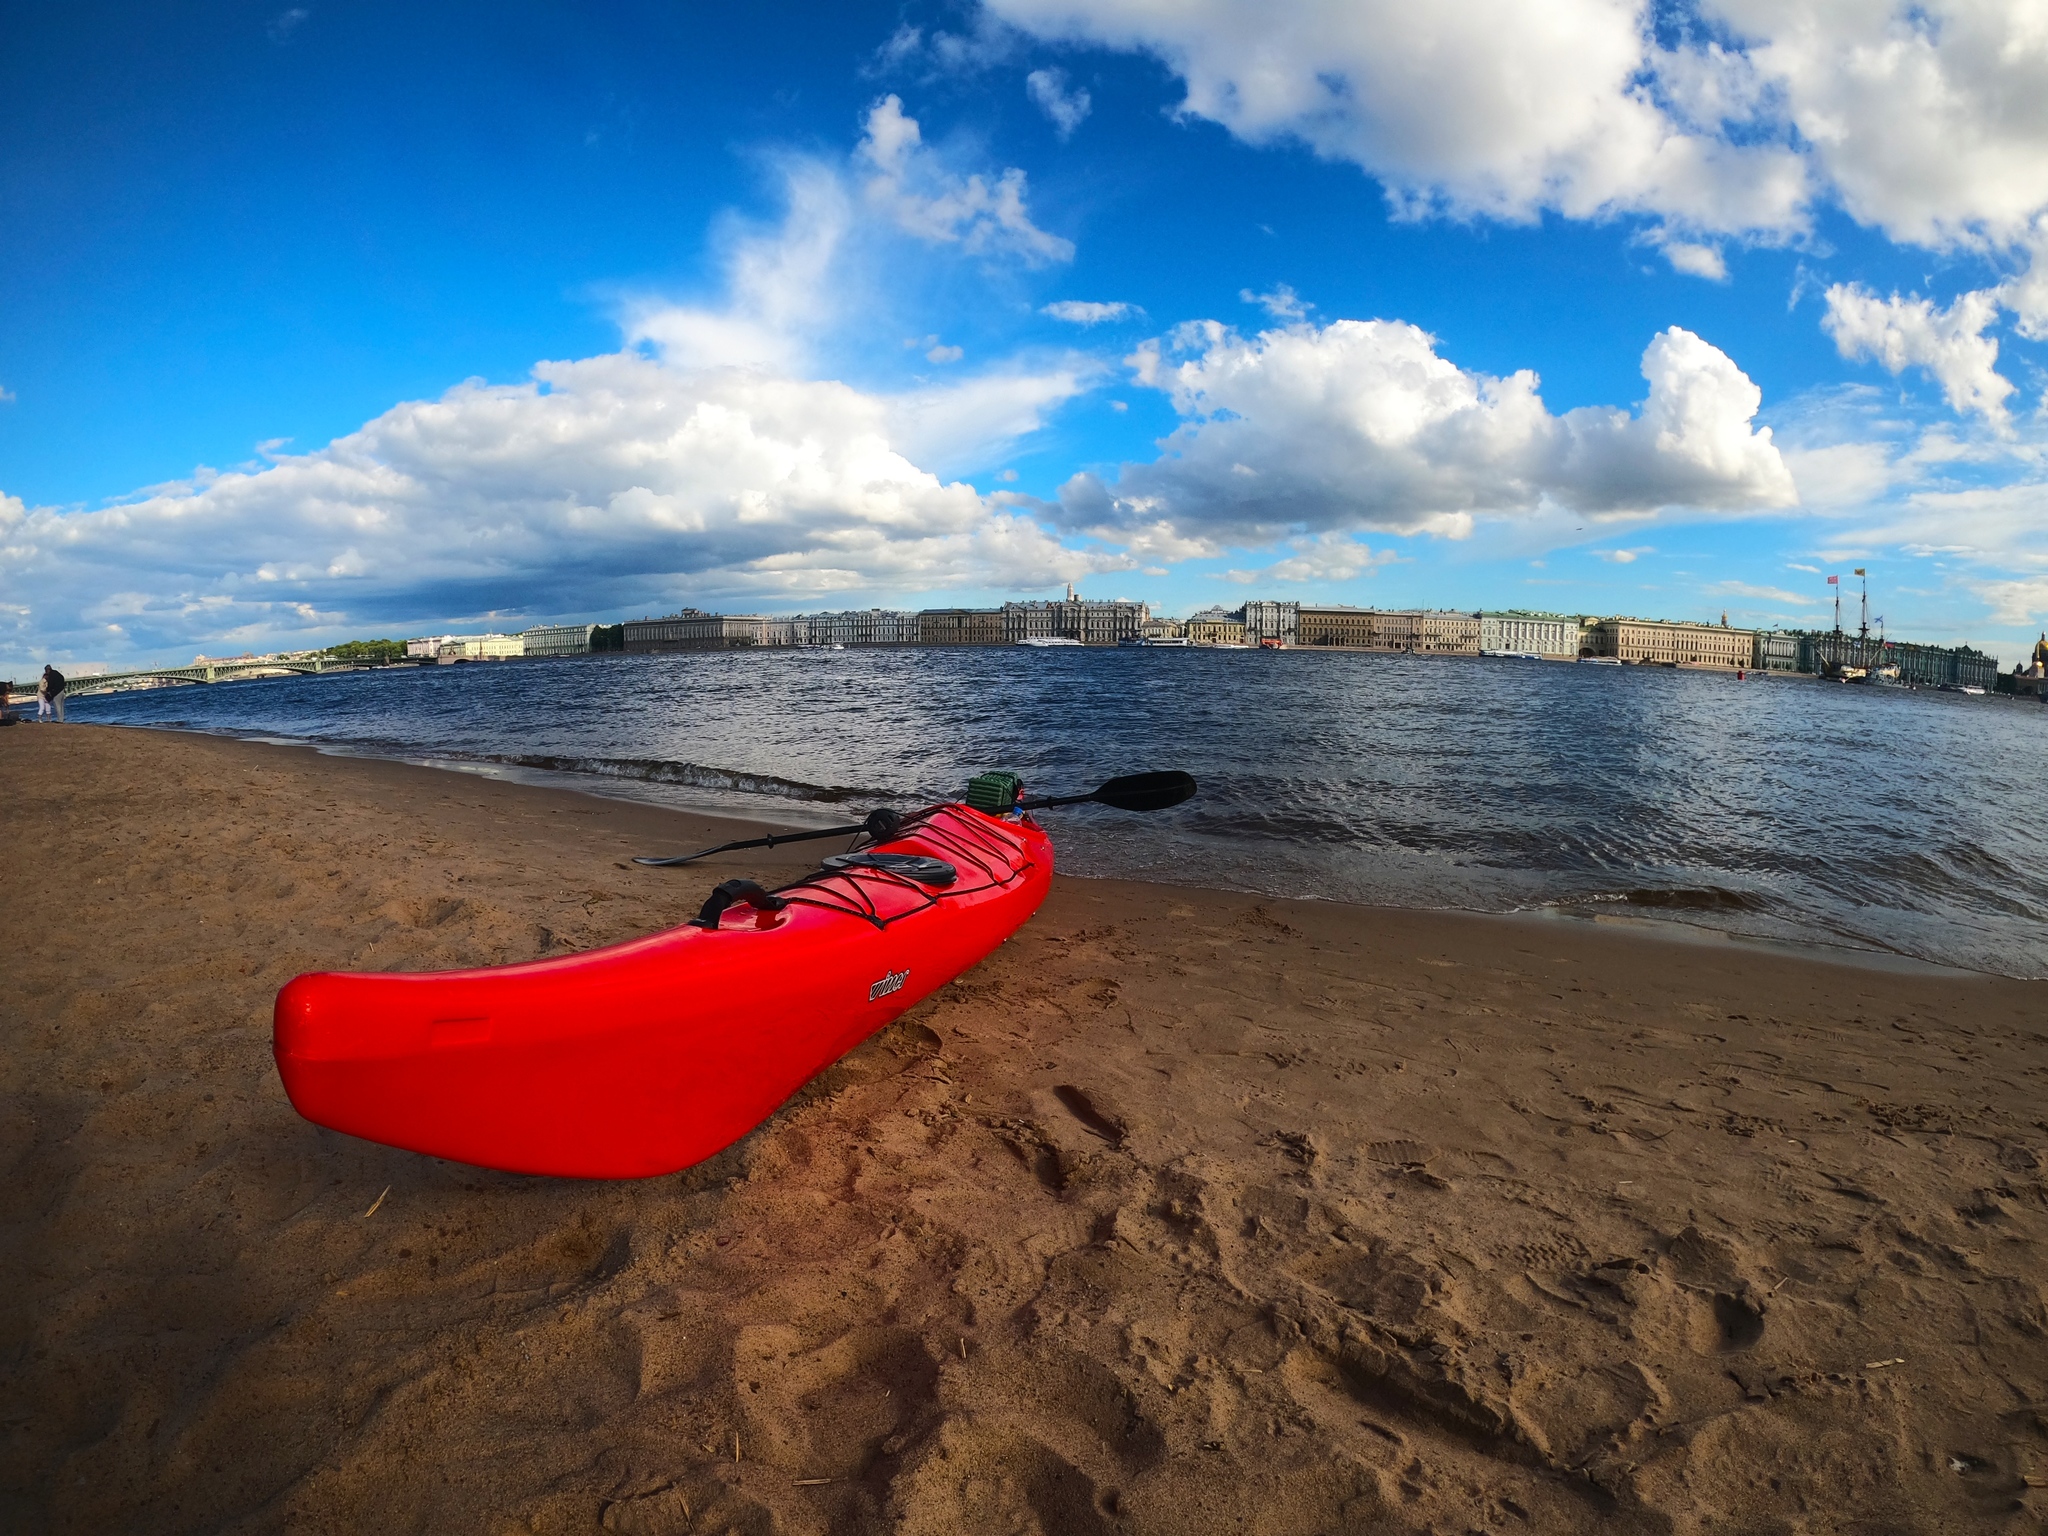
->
[632,820,872,868]
[635,770,1195,866]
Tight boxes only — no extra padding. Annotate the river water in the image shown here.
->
[67,647,2048,977]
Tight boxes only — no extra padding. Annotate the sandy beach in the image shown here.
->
[5,723,2046,1534]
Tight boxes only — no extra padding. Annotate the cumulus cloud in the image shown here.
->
[987,0,1811,251]
[1821,282,2014,423]
[2000,220,2048,340]
[1025,68,1091,136]
[1222,532,1397,585]
[621,161,849,372]
[1053,318,1797,548]
[0,355,1124,665]
[855,95,1073,265]
[986,0,2048,257]
[1592,547,1654,563]
[1041,300,1140,325]
[1720,0,2048,249]
[0,125,1109,668]
[1652,238,1728,282]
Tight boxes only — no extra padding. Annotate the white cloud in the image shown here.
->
[1973,576,2048,628]
[0,139,1109,668]
[266,7,309,44]
[0,355,1125,666]
[1222,532,1397,584]
[1053,319,1796,549]
[1241,284,1310,320]
[1655,239,1728,282]
[2000,219,2048,340]
[1592,547,1654,563]
[1041,299,1138,325]
[1821,282,2014,423]
[855,95,1073,265]
[884,362,1095,473]
[621,161,849,372]
[988,0,1810,241]
[926,343,964,364]
[1710,580,1820,605]
[1026,68,1091,137]
[874,17,1018,75]
[987,0,2048,254]
[1719,0,2048,249]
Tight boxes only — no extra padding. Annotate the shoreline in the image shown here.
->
[73,715,1999,980]
[6,722,2048,1532]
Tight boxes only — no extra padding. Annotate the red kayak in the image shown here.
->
[273,803,1052,1178]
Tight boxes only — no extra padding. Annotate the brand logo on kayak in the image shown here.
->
[869,968,909,1001]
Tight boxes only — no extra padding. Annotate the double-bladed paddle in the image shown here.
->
[632,769,1197,867]
[1019,769,1196,813]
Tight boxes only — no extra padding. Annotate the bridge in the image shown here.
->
[55,656,358,699]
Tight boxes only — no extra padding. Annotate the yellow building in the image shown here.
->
[1186,617,1247,645]
[1587,617,1755,668]
[1295,607,1481,653]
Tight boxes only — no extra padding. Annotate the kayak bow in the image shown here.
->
[273,803,1050,1178]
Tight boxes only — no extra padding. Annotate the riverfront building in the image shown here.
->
[521,623,596,657]
[804,610,919,646]
[1183,608,1248,646]
[1478,611,1581,657]
[916,608,1004,645]
[406,633,524,661]
[1292,606,1482,653]
[1585,617,1754,668]
[624,612,800,652]
[1241,600,1299,646]
[1752,630,1802,672]
[1000,588,1149,645]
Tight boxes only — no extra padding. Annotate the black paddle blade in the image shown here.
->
[1091,770,1197,812]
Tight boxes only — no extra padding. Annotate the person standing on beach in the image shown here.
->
[0,678,14,724]
[38,664,65,723]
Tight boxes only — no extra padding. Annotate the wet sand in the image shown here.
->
[4,723,2047,1534]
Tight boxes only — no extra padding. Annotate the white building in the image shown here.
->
[1477,612,1582,657]
[521,623,597,657]
[1001,586,1149,645]
[1241,600,1299,646]
[406,633,524,661]
[804,610,921,645]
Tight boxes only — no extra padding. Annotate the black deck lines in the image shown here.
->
[767,808,1036,931]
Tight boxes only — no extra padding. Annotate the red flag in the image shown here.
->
[1827,575,1839,584]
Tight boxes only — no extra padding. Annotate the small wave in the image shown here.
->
[475,753,899,805]
[1618,886,1769,913]
[1546,886,1769,913]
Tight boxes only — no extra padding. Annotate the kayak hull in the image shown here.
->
[273,806,1050,1177]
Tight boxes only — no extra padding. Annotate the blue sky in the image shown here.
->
[4,0,2046,668]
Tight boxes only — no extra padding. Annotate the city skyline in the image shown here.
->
[4,1,2046,670]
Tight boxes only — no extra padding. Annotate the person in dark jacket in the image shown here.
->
[39,664,65,723]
